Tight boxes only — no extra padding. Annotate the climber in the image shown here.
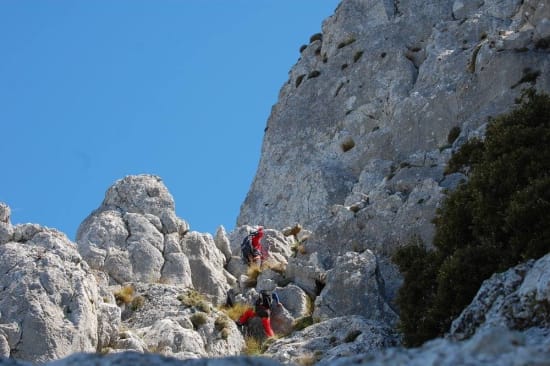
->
[236,290,280,338]
[241,226,267,266]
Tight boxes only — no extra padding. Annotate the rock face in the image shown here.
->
[0,219,103,363]
[237,0,550,254]
[237,0,550,330]
[76,175,229,303]
[450,252,550,340]
[104,283,244,359]
[320,254,550,366]
[313,250,398,325]
[2,1,550,366]
[264,316,400,365]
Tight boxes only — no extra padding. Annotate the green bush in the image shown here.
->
[393,90,550,347]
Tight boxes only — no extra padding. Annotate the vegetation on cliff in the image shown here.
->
[394,90,550,347]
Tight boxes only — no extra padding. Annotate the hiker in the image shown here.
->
[241,226,267,266]
[236,290,280,338]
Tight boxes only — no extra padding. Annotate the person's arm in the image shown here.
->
[237,308,256,325]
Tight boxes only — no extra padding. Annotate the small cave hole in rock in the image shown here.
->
[341,138,356,152]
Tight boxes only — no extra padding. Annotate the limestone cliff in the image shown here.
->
[237,0,550,316]
[238,0,550,247]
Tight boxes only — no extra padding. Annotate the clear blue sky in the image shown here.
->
[0,1,340,240]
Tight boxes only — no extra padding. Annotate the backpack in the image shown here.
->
[241,230,260,264]
[255,290,275,317]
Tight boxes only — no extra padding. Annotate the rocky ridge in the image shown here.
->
[2,173,550,365]
[1,0,550,365]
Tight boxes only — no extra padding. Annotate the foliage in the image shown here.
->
[220,302,250,321]
[177,289,211,313]
[293,315,314,332]
[243,336,262,356]
[130,295,145,311]
[190,312,208,328]
[245,264,262,287]
[393,90,550,347]
[114,285,135,306]
[214,315,232,340]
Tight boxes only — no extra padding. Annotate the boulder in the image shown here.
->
[313,250,398,327]
[265,315,400,365]
[182,231,228,304]
[450,253,550,340]
[0,202,13,245]
[76,175,229,304]
[323,326,550,366]
[274,284,311,319]
[106,283,244,359]
[0,225,101,363]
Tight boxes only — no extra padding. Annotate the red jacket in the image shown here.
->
[251,229,263,251]
[238,307,274,337]
[251,228,266,260]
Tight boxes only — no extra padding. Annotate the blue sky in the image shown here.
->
[0,1,340,240]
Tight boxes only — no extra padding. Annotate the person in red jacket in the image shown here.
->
[236,291,275,338]
[248,226,265,266]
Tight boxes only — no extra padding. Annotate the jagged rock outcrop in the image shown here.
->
[290,253,550,366]
[264,316,400,365]
[76,175,230,304]
[323,326,550,366]
[0,213,109,363]
[103,283,244,359]
[450,252,550,340]
[313,250,398,326]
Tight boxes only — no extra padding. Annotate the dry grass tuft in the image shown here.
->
[220,302,250,321]
[177,289,211,313]
[190,312,208,329]
[114,284,134,305]
[243,336,262,356]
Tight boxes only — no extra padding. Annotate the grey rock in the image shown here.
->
[0,226,100,363]
[265,315,399,365]
[452,0,483,20]
[77,175,228,303]
[0,203,10,224]
[97,302,122,351]
[325,326,550,366]
[450,253,550,340]
[109,283,244,359]
[46,352,283,366]
[439,172,467,190]
[275,284,311,319]
[214,226,232,262]
[285,257,326,298]
[270,305,294,337]
[102,174,174,216]
[182,231,228,304]
[0,204,13,245]
[313,250,398,326]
